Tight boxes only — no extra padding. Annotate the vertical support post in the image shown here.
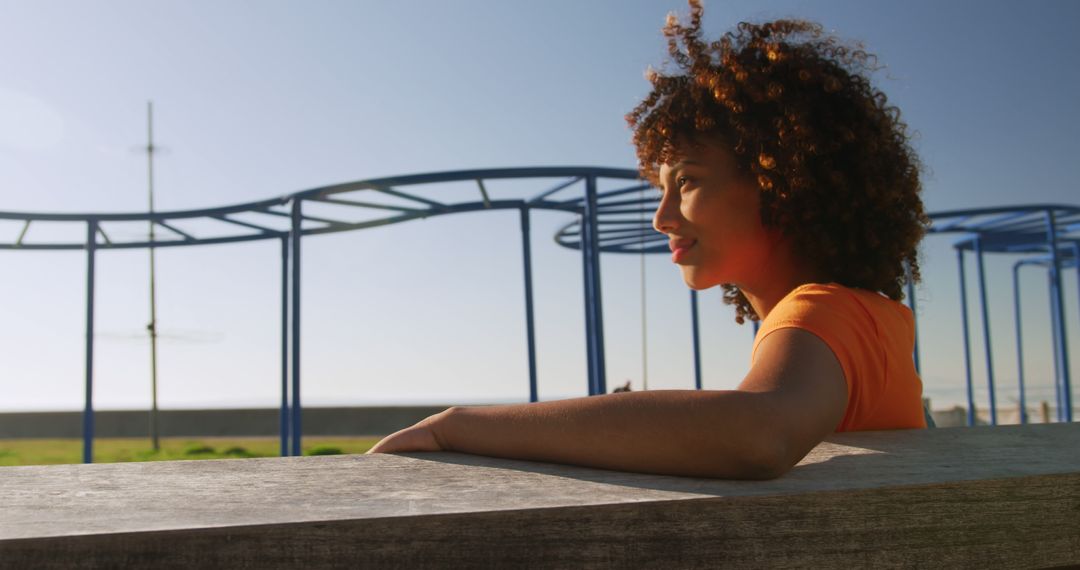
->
[957,247,976,426]
[290,200,303,456]
[639,231,649,393]
[519,207,539,403]
[1074,242,1080,323]
[905,261,921,374]
[145,101,161,453]
[584,176,607,395]
[1073,242,1080,422]
[690,289,702,390]
[83,221,97,464]
[973,237,997,425]
[280,235,290,456]
[1013,262,1028,424]
[1045,210,1072,422]
[1048,269,1064,421]
[579,209,596,395]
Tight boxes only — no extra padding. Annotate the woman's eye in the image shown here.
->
[676,176,692,190]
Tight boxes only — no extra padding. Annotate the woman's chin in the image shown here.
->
[680,269,719,291]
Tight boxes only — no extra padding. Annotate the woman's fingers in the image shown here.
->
[367,424,442,454]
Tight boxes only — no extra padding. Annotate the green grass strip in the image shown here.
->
[0,437,382,466]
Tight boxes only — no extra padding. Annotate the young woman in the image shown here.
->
[369,1,929,480]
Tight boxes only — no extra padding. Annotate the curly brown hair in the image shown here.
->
[627,0,929,324]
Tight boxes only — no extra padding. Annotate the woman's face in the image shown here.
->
[653,142,776,290]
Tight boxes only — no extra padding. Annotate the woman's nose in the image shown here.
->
[653,191,679,234]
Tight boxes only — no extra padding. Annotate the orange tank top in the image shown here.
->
[751,283,926,431]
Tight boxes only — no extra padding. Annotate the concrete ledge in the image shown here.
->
[2,423,1078,568]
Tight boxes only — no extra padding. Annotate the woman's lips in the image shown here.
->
[669,238,696,263]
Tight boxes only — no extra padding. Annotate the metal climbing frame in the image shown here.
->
[930,206,1079,425]
[0,167,641,461]
[1011,248,1079,423]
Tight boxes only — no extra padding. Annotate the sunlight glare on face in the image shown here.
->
[652,142,773,292]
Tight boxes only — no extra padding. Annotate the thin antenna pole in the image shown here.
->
[147,101,160,452]
[639,186,648,391]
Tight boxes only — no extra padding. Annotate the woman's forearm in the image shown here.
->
[371,330,847,478]
[431,390,793,479]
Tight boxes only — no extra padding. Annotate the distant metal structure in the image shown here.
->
[4,170,1077,462]
[1011,250,1078,424]
[928,206,1080,425]
[0,167,643,461]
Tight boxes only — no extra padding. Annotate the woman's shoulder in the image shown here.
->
[768,282,912,326]
[755,282,913,359]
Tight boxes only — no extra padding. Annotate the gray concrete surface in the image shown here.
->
[1,423,1078,568]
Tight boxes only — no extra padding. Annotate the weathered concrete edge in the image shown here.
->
[4,471,1077,569]
[6,423,1080,543]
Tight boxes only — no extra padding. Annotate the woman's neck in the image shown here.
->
[739,239,823,321]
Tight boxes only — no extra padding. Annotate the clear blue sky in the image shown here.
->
[1,0,1077,412]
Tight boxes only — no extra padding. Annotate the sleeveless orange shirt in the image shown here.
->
[751,283,926,431]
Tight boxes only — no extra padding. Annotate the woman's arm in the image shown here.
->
[368,328,847,479]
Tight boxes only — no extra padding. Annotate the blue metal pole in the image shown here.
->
[83,221,97,464]
[957,247,976,426]
[1013,262,1027,424]
[905,262,921,375]
[280,236,290,456]
[1074,242,1080,420]
[290,200,303,456]
[1045,211,1072,422]
[973,237,997,425]
[585,176,607,395]
[1048,269,1064,422]
[580,209,596,395]
[519,207,539,403]
[690,289,702,390]
[1074,242,1080,421]
[1073,242,1080,320]
[1074,242,1080,322]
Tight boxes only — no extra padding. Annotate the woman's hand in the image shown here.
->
[367,410,451,454]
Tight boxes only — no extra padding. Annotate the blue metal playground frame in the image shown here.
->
[2,168,1077,461]
[934,207,1078,425]
[1,167,644,461]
